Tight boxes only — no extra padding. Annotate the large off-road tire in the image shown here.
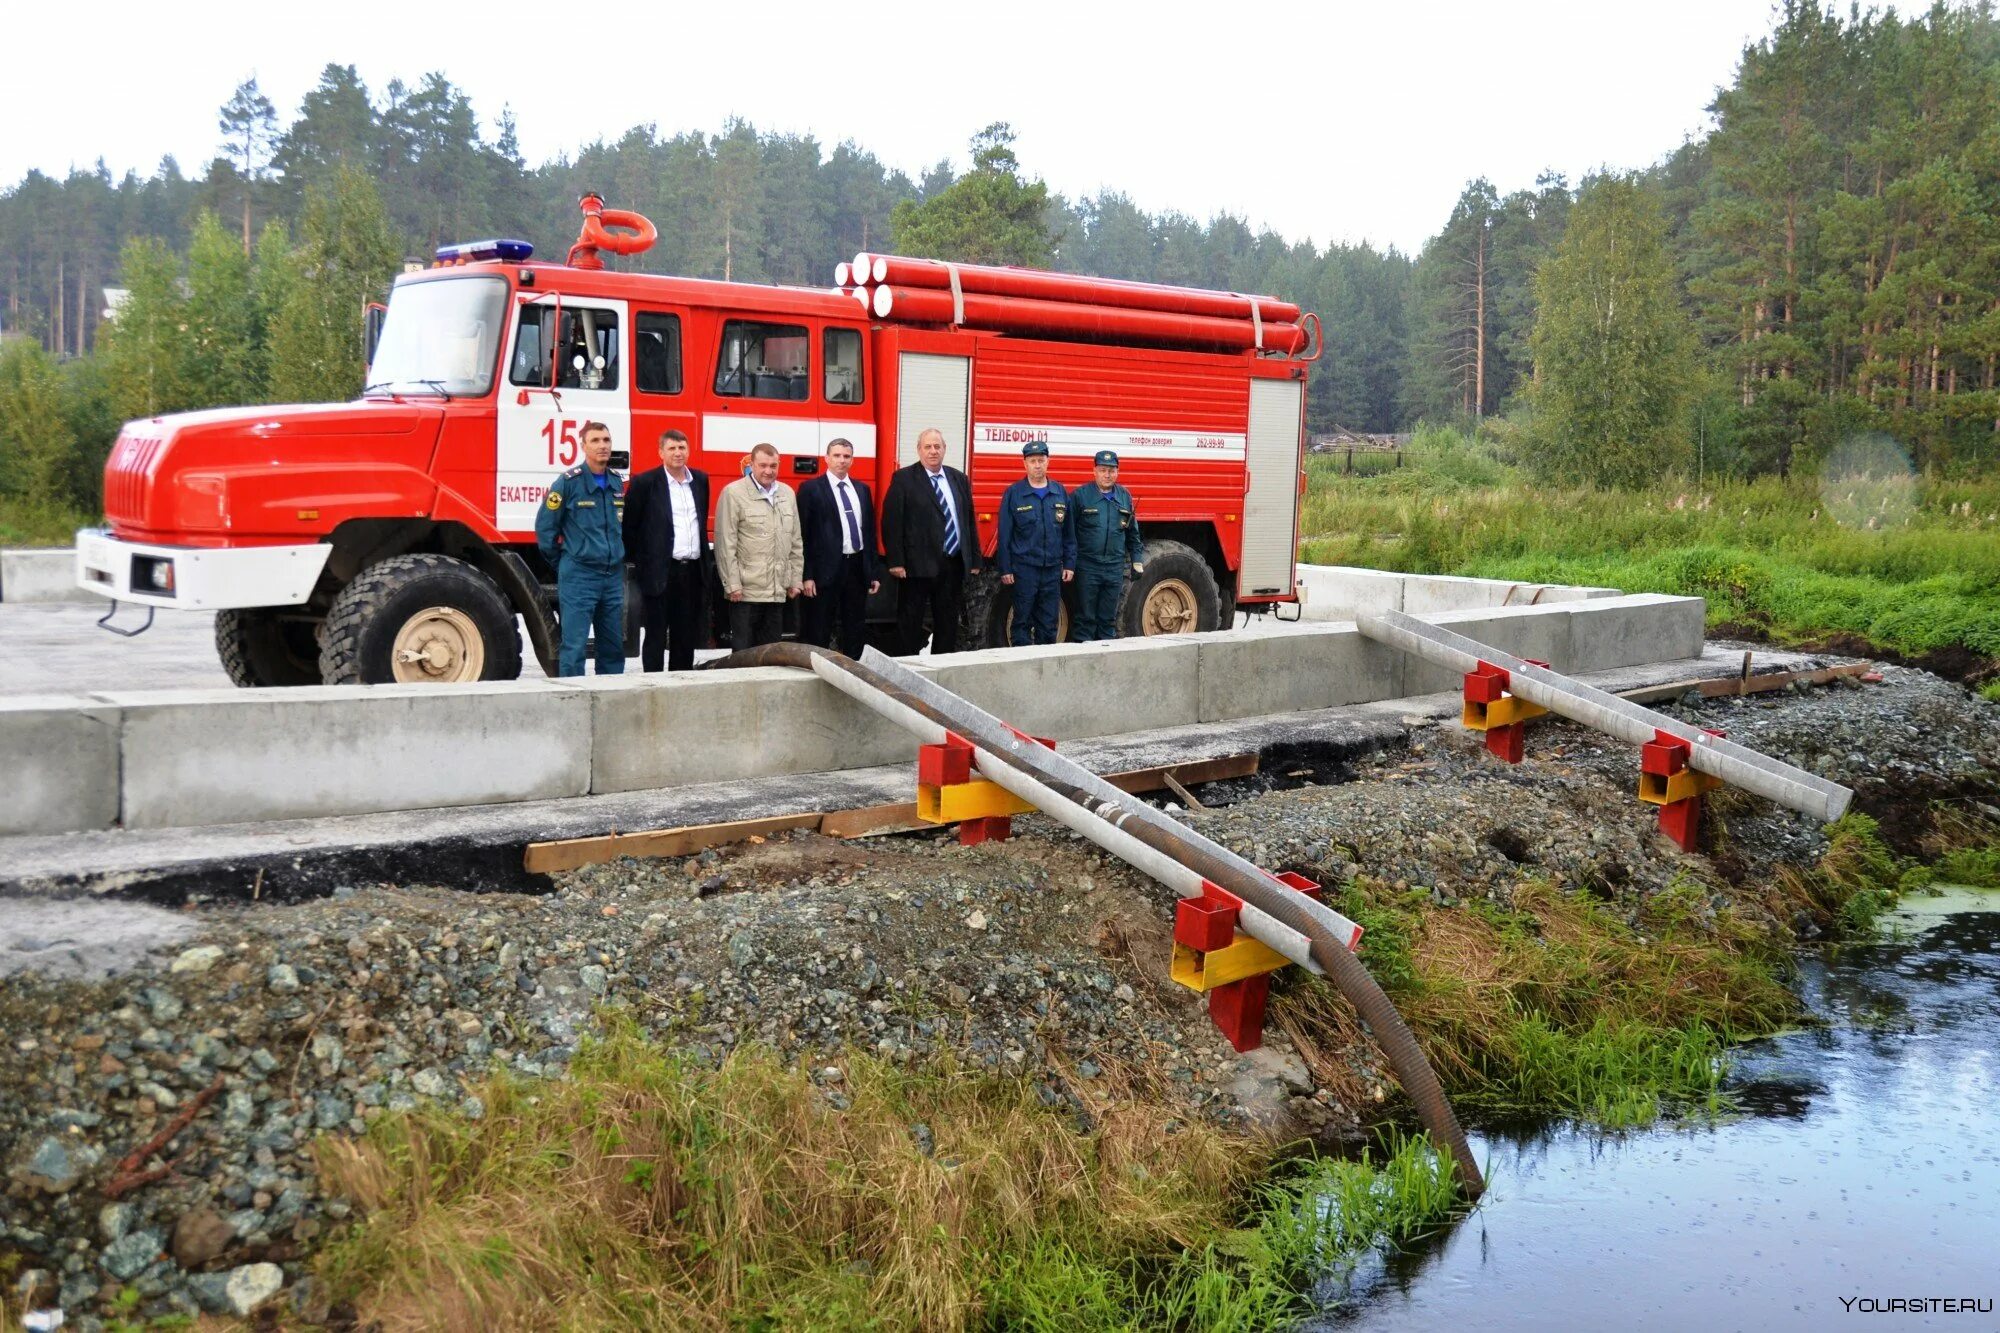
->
[1120,539,1223,637]
[214,608,323,687]
[319,553,523,685]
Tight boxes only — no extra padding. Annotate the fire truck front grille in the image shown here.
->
[104,435,164,524]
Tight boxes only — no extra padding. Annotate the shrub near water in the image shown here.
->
[313,1021,1466,1332]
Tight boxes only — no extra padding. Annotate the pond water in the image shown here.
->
[1318,891,2000,1330]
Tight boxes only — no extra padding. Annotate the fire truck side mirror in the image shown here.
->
[363,302,388,368]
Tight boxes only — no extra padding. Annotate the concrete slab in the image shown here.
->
[1296,566,1404,621]
[1400,604,1579,695]
[1564,593,1708,674]
[1400,572,1621,615]
[1,694,121,835]
[0,644,1825,904]
[0,548,92,604]
[922,637,1203,739]
[584,667,920,795]
[107,680,592,828]
[1196,621,1407,722]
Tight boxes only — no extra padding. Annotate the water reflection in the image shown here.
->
[1316,903,2000,1331]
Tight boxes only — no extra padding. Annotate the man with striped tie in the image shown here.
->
[882,427,982,655]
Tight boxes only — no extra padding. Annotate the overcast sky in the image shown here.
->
[6,0,1780,254]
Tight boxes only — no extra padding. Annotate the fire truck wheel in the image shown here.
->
[319,554,523,685]
[214,608,323,687]
[1120,540,1221,637]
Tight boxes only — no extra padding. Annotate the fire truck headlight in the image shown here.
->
[135,556,176,595]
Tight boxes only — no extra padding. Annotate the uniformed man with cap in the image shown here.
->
[535,420,628,676]
[1068,449,1145,641]
[995,440,1076,645]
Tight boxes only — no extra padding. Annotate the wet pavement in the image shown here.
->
[1321,892,2000,1331]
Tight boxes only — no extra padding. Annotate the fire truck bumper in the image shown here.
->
[75,529,333,611]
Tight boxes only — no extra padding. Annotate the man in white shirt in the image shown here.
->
[797,437,882,657]
[881,427,983,655]
[622,429,713,671]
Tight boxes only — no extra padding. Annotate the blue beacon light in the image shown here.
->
[433,239,535,264]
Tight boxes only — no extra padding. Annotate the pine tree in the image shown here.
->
[267,168,400,403]
[1407,180,1500,421]
[1529,176,1698,485]
[218,78,279,253]
[890,124,1054,267]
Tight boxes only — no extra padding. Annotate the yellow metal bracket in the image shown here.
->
[1638,767,1724,806]
[1170,934,1292,993]
[916,779,1035,825]
[1463,694,1549,732]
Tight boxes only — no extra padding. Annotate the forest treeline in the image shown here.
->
[2,0,1997,523]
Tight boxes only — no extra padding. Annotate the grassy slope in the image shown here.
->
[1297,446,2000,668]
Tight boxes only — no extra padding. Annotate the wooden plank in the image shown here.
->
[1617,662,1871,707]
[817,801,923,839]
[1160,770,1208,811]
[1103,752,1259,793]
[525,812,824,874]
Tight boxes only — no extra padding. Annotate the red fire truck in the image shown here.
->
[77,198,1318,686]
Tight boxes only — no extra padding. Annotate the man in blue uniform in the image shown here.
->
[535,420,627,676]
[1069,449,1145,641]
[996,440,1075,645]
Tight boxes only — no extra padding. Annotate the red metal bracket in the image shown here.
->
[1173,873,1327,1052]
[1463,659,1548,763]
[1639,728,1726,852]
[917,733,975,788]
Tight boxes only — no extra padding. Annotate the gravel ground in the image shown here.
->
[4,660,1995,1329]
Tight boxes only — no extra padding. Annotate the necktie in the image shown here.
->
[930,471,960,556]
[837,481,862,552]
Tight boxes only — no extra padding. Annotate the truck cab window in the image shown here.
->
[824,327,864,404]
[511,307,620,390]
[636,312,683,395]
[715,320,810,401]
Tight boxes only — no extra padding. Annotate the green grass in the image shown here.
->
[1297,431,2000,665]
[312,1020,1469,1332]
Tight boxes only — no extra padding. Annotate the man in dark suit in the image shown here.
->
[796,436,881,657]
[621,428,712,671]
[881,426,982,655]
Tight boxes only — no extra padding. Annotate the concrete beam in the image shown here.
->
[0,695,121,835]
[1563,592,1707,674]
[1295,564,1619,622]
[1196,621,1406,722]
[922,637,1203,739]
[107,680,591,828]
[0,549,91,604]
[1400,604,1580,695]
[584,667,919,795]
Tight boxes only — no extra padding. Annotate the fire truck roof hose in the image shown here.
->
[697,640,1486,1199]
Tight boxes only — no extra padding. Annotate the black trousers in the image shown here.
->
[729,599,784,651]
[896,553,966,656]
[639,560,707,672]
[801,552,871,657]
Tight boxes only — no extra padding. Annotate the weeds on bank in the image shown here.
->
[1277,877,1797,1128]
[312,1020,1466,1332]
[1298,455,2000,664]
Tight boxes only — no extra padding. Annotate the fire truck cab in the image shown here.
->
[77,201,1315,686]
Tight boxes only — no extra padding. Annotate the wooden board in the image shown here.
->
[524,812,824,874]
[525,752,1265,868]
[1617,661,1872,706]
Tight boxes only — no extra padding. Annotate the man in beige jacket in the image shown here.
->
[714,442,804,649]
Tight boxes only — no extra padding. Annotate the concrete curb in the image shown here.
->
[2,592,1705,836]
[0,548,90,604]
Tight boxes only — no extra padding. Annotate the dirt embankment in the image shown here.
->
[3,664,1996,1328]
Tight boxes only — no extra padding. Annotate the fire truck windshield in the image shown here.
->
[366,276,508,398]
